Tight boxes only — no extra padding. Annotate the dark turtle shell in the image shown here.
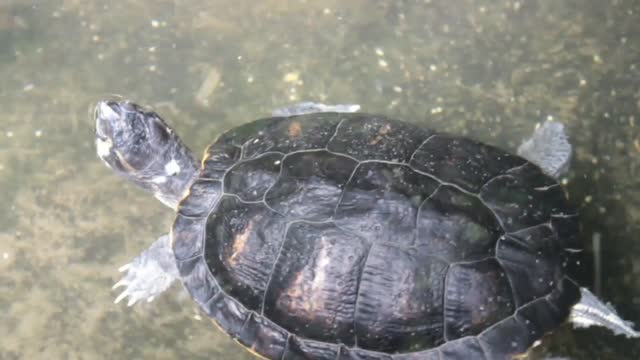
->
[171,113,581,360]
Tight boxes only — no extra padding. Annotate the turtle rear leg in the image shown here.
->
[113,234,179,306]
[570,287,639,338]
[271,102,360,117]
[517,121,572,179]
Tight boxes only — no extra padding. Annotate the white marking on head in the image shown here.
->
[152,176,167,184]
[98,101,119,121]
[164,159,180,176]
[96,137,113,158]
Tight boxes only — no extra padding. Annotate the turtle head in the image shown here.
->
[94,100,198,209]
[95,101,172,171]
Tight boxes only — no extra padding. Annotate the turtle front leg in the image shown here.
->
[113,234,179,306]
[517,121,572,179]
[271,102,360,117]
[570,287,639,338]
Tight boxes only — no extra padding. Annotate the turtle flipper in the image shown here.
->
[113,234,179,306]
[517,121,572,179]
[570,287,640,338]
[271,102,360,117]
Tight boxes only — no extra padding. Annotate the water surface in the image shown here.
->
[1,1,639,359]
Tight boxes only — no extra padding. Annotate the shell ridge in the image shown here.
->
[442,264,453,343]
[475,336,492,360]
[475,276,575,352]
[351,241,374,348]
[505,222,553,237]
[414,183,439,248]
[279,334,292,360]
[326,117,348,149]
[408,133,438,164]
[259,219,296,315]
[494,236,519,315]
[260,150,287,212]
[332,162,362,219]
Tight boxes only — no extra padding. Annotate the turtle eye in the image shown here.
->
[147,115,171,144]
[128,112,149,146]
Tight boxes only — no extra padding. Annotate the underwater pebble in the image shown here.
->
[593,54,603,64]
[195,67,221,107]
[35,129,43,137]
[283,71,300,83]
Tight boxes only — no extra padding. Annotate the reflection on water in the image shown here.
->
[0,1,639,359]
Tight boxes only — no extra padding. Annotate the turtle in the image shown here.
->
[94,100,638,360]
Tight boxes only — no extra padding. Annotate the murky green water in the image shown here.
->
[1,1,638,359]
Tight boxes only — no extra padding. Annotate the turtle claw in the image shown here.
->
[114,290,129,305]
[114,288,143,307]
[118,263,132,272]
[112,275,157,306]
[112,234,179,306]
[127,296,140,307]
[112,256,171,305]
[112,278,127,290]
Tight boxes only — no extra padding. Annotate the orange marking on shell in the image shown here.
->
[379,123,392,135]
[369,123,392,145]
[280,240,332,319]
[288,121,302,140]
[369,135,383,145]
[228,221,253,265]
